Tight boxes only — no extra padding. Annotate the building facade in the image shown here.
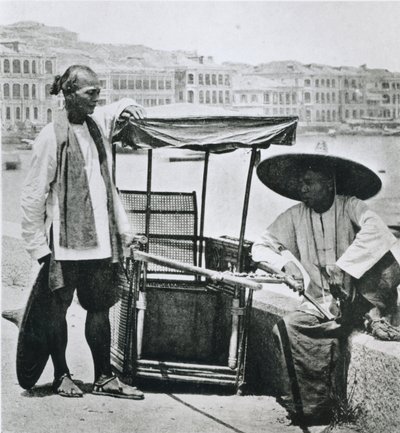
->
[1,40,57,136]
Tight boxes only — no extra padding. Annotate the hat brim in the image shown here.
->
[17,263,51,390]
[256,153,381,201]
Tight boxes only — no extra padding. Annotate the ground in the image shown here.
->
[1,236,361,433]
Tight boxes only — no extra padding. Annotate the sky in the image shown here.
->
[0,1,400,71]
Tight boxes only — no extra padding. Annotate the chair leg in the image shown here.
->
[136,291,146,359]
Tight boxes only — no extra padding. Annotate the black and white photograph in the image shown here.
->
[1,1,400,432]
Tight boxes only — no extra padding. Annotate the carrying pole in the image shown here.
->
[198,150,210,269]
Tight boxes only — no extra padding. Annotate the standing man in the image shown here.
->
[252,148,400,424]
[19,65,144,399]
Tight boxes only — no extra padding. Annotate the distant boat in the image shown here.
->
[382,126,400,136]
[16,138,34,150]
[328,128,336,137]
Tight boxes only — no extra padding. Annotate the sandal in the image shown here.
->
[92,375,144,400]
[53,373,83,398]
[364,314,400,341]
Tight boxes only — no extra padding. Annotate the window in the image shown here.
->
[23,84,29,98]
[321,79,325,87]
[327,110,331,122]
[321,93,325,103]
[199,90,204,103]
[112,80,119,90]
[26,107,30,120]
[212,91,217,103]
[344,79,349,88]
[188,90,194,103]
[306,109,311,121]
[327,93,330,103]
[292,92,297,104]
[315,79,319,87]
[316,110,320,121]
[16,107,21,120]
[225,90,230,104]
[205,74,210,85]
[23,60,29,74]
[45,60,53,74]
[304,79,311,87]
[13,83,21,99]
[165,99,171,104]
[304,92,311,103]
[143,79,149,90]
[273,92,278,104]
[382,94,390,104]
[206,90,210,103]
[351,79,356,88]
[279,93,284,104]
[345,92,349,103]
[327,79,330,88]
[151,79,157,90]
[332,110,336,121]
[45,84,52,97]
[199,74,204,85]
[219,91,223,104]
[286,93,290,104]
[241,94,247,103]
[360,109,364,118]
[3,83,10,99]
[188,74,194,84]
[212,74,217,85]
[128,79,134,89]
[315,92,319,103]
[158,80,164,90]
[13,59,21,73]
[165,80,172,90]
[224,75,230,86]
[47,108,52,123]
[32,84,36,99]
[135,79,142,89]
[178,91,184,102]
[4,59,10,73]
[120,80,127,90]
[332,92,336,103]
[218,74,223,85]
[345,109,349,118]
[32,61,36,74]
[251,94,258,103]
[393,95,396,104]
[264,93,270,104]
[321,110,325,121]
[332,79,336,88]
[382,82,390,89]
[34,107,38,120]
[353,110,357,118]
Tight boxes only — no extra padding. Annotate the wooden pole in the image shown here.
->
[198,150,210,269]
[237,147,258,272]
[132,250,263,291]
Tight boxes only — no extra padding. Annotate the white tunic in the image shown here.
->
[252,195,400,313]
[21,99,138,261]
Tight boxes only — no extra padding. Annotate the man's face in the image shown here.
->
[68,71,101,116]
[299,169,333,211]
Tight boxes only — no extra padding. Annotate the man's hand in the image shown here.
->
[283,261,304,292]
[325,264,344,286]
[120,105,146,121]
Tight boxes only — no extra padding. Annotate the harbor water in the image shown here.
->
[3,134,400,241]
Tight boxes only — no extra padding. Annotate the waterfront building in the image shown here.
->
[95,64,176,107]
[173,53,233,107]
[0,40,56,136]
[232,74,300,117]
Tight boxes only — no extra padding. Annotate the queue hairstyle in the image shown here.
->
[49,65,97,96]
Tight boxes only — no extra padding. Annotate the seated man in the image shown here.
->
[252,149,400,424]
